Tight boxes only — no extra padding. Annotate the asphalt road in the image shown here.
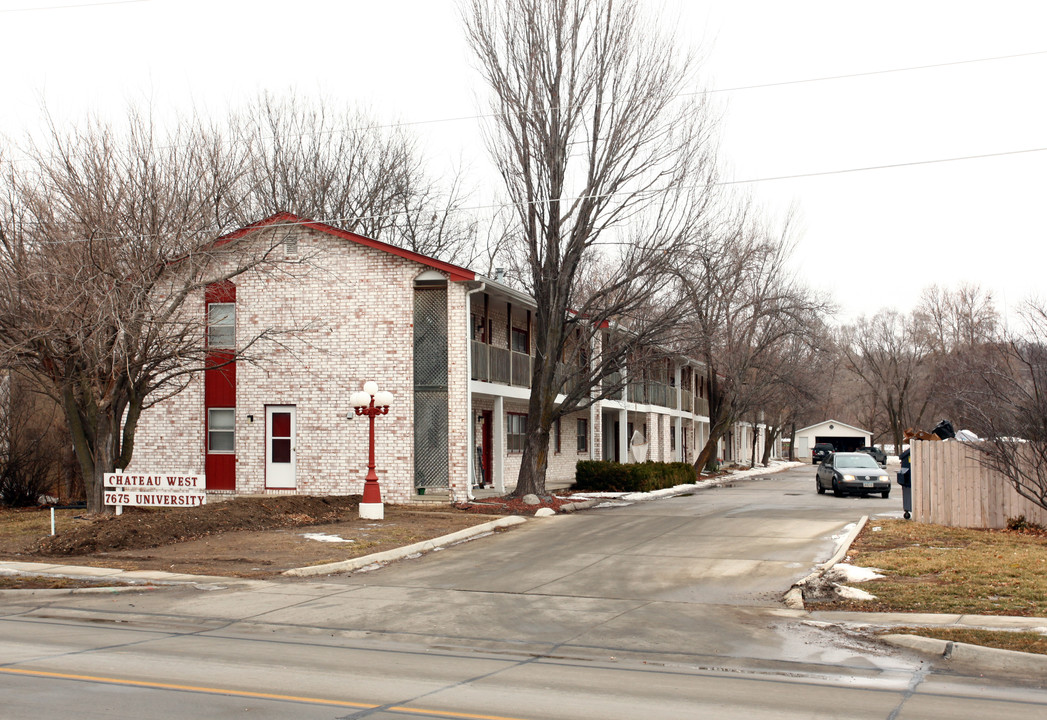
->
[2,464,1045,718]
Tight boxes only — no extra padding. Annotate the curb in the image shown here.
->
[881,633,1047,675]
[784,515,868,610]
[282,515,527,577]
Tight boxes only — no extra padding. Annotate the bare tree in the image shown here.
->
[0,111,294,513]
[232,93,478,265]
[915,283,1002,432]
[839,309,934,452]
[463,0,721,495]
[956,299,1047,511]
[682,211,830,472]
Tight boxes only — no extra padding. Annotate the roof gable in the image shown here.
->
[796,419,871,436]
[216,212,476,282]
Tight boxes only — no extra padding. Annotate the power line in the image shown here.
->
[2,45,1045,167]
[15,144,1047,247]
[700,49,1047,94]
[717,146,1047,186]
[0,0,147,12]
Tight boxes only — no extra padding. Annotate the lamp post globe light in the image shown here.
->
[350,382,393,520]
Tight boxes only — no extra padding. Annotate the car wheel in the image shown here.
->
[832,478,842,497]
[881,491,890,499]
[816,479,825,494]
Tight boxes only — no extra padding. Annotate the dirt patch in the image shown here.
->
[454,495,578,514]
[0,494,580,580]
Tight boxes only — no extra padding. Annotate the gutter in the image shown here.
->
[464,282,486,502]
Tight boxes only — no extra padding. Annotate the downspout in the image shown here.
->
[464,282,486,501]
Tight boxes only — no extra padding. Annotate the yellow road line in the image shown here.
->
[0,667,529,720]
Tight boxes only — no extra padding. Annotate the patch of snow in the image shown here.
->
[595,501,633,508]
[829,563,885,583]
[831,522,857,541]
[300,533,353,543]
[836,585,877,601]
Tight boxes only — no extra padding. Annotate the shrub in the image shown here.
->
[574,460,697,493]
[0,450,56,507]
[1007,515,1046,534]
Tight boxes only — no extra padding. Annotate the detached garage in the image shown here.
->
[794,420,871,461]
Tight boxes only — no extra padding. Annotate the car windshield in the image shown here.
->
[836,454,879,469]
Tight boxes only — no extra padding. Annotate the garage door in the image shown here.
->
[815,435,864,452]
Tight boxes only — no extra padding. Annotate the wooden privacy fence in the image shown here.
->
[911,440,1047,528]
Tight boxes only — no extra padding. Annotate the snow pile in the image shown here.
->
[836,585,877,601]
[300,533,353,543]
[828,563,884,583]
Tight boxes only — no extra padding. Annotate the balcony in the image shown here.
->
[601,371,625,401]
[471,341,531,388]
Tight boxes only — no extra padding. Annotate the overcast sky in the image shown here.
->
[2,0,1044,324]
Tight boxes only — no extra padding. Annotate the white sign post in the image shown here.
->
[104,471,207,514]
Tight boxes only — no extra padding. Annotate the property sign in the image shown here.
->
[103,473,207,508]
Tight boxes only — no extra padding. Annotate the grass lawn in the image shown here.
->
[839,519,1047,617]
[810,518,1047,655]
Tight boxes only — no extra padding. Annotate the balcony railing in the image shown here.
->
[602,371,625,401]
[470,341,533,388]
[473,341,711,413]
[511,350,531,387]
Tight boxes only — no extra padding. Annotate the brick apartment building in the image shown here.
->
[128,213,771,504]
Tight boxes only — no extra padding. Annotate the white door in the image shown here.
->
[266,405,296,489]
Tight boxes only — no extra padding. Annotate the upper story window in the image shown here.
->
[207,303,235,349]
[511,326,529,354]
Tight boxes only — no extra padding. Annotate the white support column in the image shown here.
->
[674,364,683,462]
[493,396,505,493]
[618,408,628,463]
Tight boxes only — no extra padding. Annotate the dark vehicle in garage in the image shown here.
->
[859,446,887,467]
[816,452,891,498]
[812,442,835,464]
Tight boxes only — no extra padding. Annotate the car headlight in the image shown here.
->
[842,474,856,481]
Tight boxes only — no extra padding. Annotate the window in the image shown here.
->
[507,413,527,453]
[284,234,298,256]
[208,408,235,453]
[511,326,529,354]
[208,303,235,349]
[577,418,589,453]
[670,426,676,452]
[554,418,561,454]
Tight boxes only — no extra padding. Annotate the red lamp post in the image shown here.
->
[351,381,393,520]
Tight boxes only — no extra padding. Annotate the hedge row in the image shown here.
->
[573,460,697,493]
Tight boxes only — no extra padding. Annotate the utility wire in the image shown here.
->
[0,0,147,12]
[17,144,1047,247]
[700,49,1047,94]
[2,46,1045,167]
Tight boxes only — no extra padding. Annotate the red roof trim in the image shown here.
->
[215,212,476,282]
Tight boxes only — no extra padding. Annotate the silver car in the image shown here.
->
[816,452,891,498]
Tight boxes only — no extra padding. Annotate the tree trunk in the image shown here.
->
[761,424,780,466]
[694,415,733,473]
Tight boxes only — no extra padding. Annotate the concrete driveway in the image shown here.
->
[337,463,886,606]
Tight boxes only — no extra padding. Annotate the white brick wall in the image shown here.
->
[131,225,440,503]
[129,220,725,504]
